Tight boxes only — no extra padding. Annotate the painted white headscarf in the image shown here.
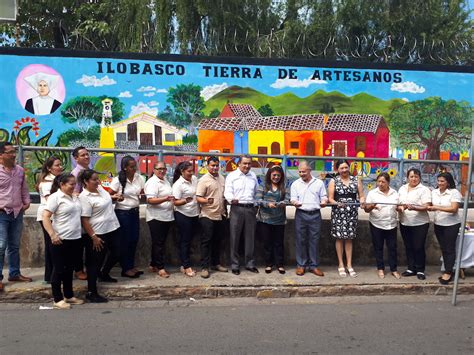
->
[24,72,60,115]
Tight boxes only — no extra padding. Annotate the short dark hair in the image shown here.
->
[78,169,98,187]
[240,154,252,162]
[207,156,219,165]
[406,167,421,179]
[376,172,390,183]
[0,142,13,154]
[437,172,456,189]
[335,159,350,170]
[72,146,88,158]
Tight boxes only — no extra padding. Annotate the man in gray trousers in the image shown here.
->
[224,155,259,275]
[290,161,327,277]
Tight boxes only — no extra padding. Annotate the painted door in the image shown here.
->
[306,139,315,156]
[333,141,347,157]
[140,133,153,146]
[127,122,137,141]
[154,126,162,145]
[271,142,281,155]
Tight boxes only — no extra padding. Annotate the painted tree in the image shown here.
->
[257,104,274,116]
[60,96,124,134]
[166,84,205,134]
[389,97,472,161]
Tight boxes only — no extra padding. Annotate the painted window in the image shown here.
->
[165,133,175,142]
[290,141,299,149]
[116,133,126,141]
[355,136,366,153]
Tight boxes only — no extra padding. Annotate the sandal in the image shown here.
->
[180,266,195,277]
[157,269,170,278]
[378,270,385,279]
[391,271,401,279]
[347,268,358,278]
[338,267,347,277]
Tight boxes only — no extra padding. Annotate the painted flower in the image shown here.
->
[388,169,397,177]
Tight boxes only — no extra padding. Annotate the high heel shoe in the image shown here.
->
[438,274,453,285]
[121,271,139,278]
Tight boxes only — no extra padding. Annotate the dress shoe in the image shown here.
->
[8,275,32,282]
[265,266,272,274]
[201,269,210,279]
[296,267,305,276]
[121,271,139,278]
[245,267,259,273]
[53,300,71,309]
[232,269,240,275]
[64,297,84,305]
[86,292,108,303]
[438,274,453,285]
[99,274,118,283]
[310,268,324,277]
[278,267,286,275]
[401,270,416,277]
[75,271,87,280]
[416,272,426,280]
[212,265,228,272]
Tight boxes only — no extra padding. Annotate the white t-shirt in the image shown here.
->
[172,175,199,217]
[290,177,328,211]
[79,185,120,235]
[144,174,174,222]
[36,174,54,221]
[398,183,431,226]
[110,173,145,210]
[366,187,399,230]
[431,188,462,226]
[45,190,82,240]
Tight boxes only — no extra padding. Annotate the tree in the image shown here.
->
[60,96,124,134]
[257,104,274,116]
[208,109,221,118]
[166,84,205,134]
[389,97,472,161]
[320,103,335,114]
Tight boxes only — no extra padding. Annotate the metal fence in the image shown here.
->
[18,145,472,201]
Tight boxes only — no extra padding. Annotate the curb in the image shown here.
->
[2,283,473,302]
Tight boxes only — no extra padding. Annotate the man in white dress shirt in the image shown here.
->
[290,161,327,277]
[224,155,259,275]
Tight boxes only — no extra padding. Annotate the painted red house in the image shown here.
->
[218,103,262,118]
[322,114,389,159]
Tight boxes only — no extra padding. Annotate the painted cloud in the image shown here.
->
[271,76,327,89]
[201,83,229,101]
[129,101,158,117]
[76,74,116,87]
[118,91,133,98]
[391,81,425,94]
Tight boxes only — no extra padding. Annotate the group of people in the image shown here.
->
[0,143,464,308]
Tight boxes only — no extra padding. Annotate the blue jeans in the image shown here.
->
[0,211,24,280]
[294,210,321,269]
[115,208,139,272]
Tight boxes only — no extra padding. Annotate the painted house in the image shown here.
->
[106,112,185,147]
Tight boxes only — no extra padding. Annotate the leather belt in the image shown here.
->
[298,209,320,215]
[234,203,255,208]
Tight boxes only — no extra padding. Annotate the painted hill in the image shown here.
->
[203,86,405,117]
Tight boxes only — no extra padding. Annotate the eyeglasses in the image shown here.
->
[154,167,167,171]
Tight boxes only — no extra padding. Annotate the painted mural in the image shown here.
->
[0,48,472,191]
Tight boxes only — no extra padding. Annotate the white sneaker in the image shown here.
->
[64,297,84,305]
[53,300,71,309]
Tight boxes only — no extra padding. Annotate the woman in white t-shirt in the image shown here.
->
[144,161,175,278]
[79,169,121,303]
[36,155,63,284]
[109,156,145,278]
[172,161,199,277]
[364,173,401,279]
[42,173,84,309]
[427,172,462,285]
[398,168,432,280]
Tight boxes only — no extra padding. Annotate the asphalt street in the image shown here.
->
[1,295,473,354]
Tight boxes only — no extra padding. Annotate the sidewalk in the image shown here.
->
[2,266,473,302]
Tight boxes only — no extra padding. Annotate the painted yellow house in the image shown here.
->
[101,112,186,149]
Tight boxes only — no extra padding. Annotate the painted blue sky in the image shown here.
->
[0,53,472,142]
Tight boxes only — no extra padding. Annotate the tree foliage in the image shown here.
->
[389,97,472,160]
[257,104,274,116]
[166,84,205,133]
[2,0,471,64]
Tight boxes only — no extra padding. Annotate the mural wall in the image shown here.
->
[0,48,472,191]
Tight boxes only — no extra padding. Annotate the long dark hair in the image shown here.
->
[173,161,193,183]
[265,165,285,199]
[118,155,136,193]
[50,173,75,194]
[78,169,98,188]
[36,155,61,192]
[437,172,456,189]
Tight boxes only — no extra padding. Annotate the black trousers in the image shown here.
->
[174,212,199,269]
[147,220,172,270]
[370,223,397,272]
[73,235,86,273]
[199,217,225,269]
[434,223,460,274]
[84,230,120,294]
[50,238,82,303]
[258,222,285,268]
[39,221,53,282]
[400,223,429,273]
